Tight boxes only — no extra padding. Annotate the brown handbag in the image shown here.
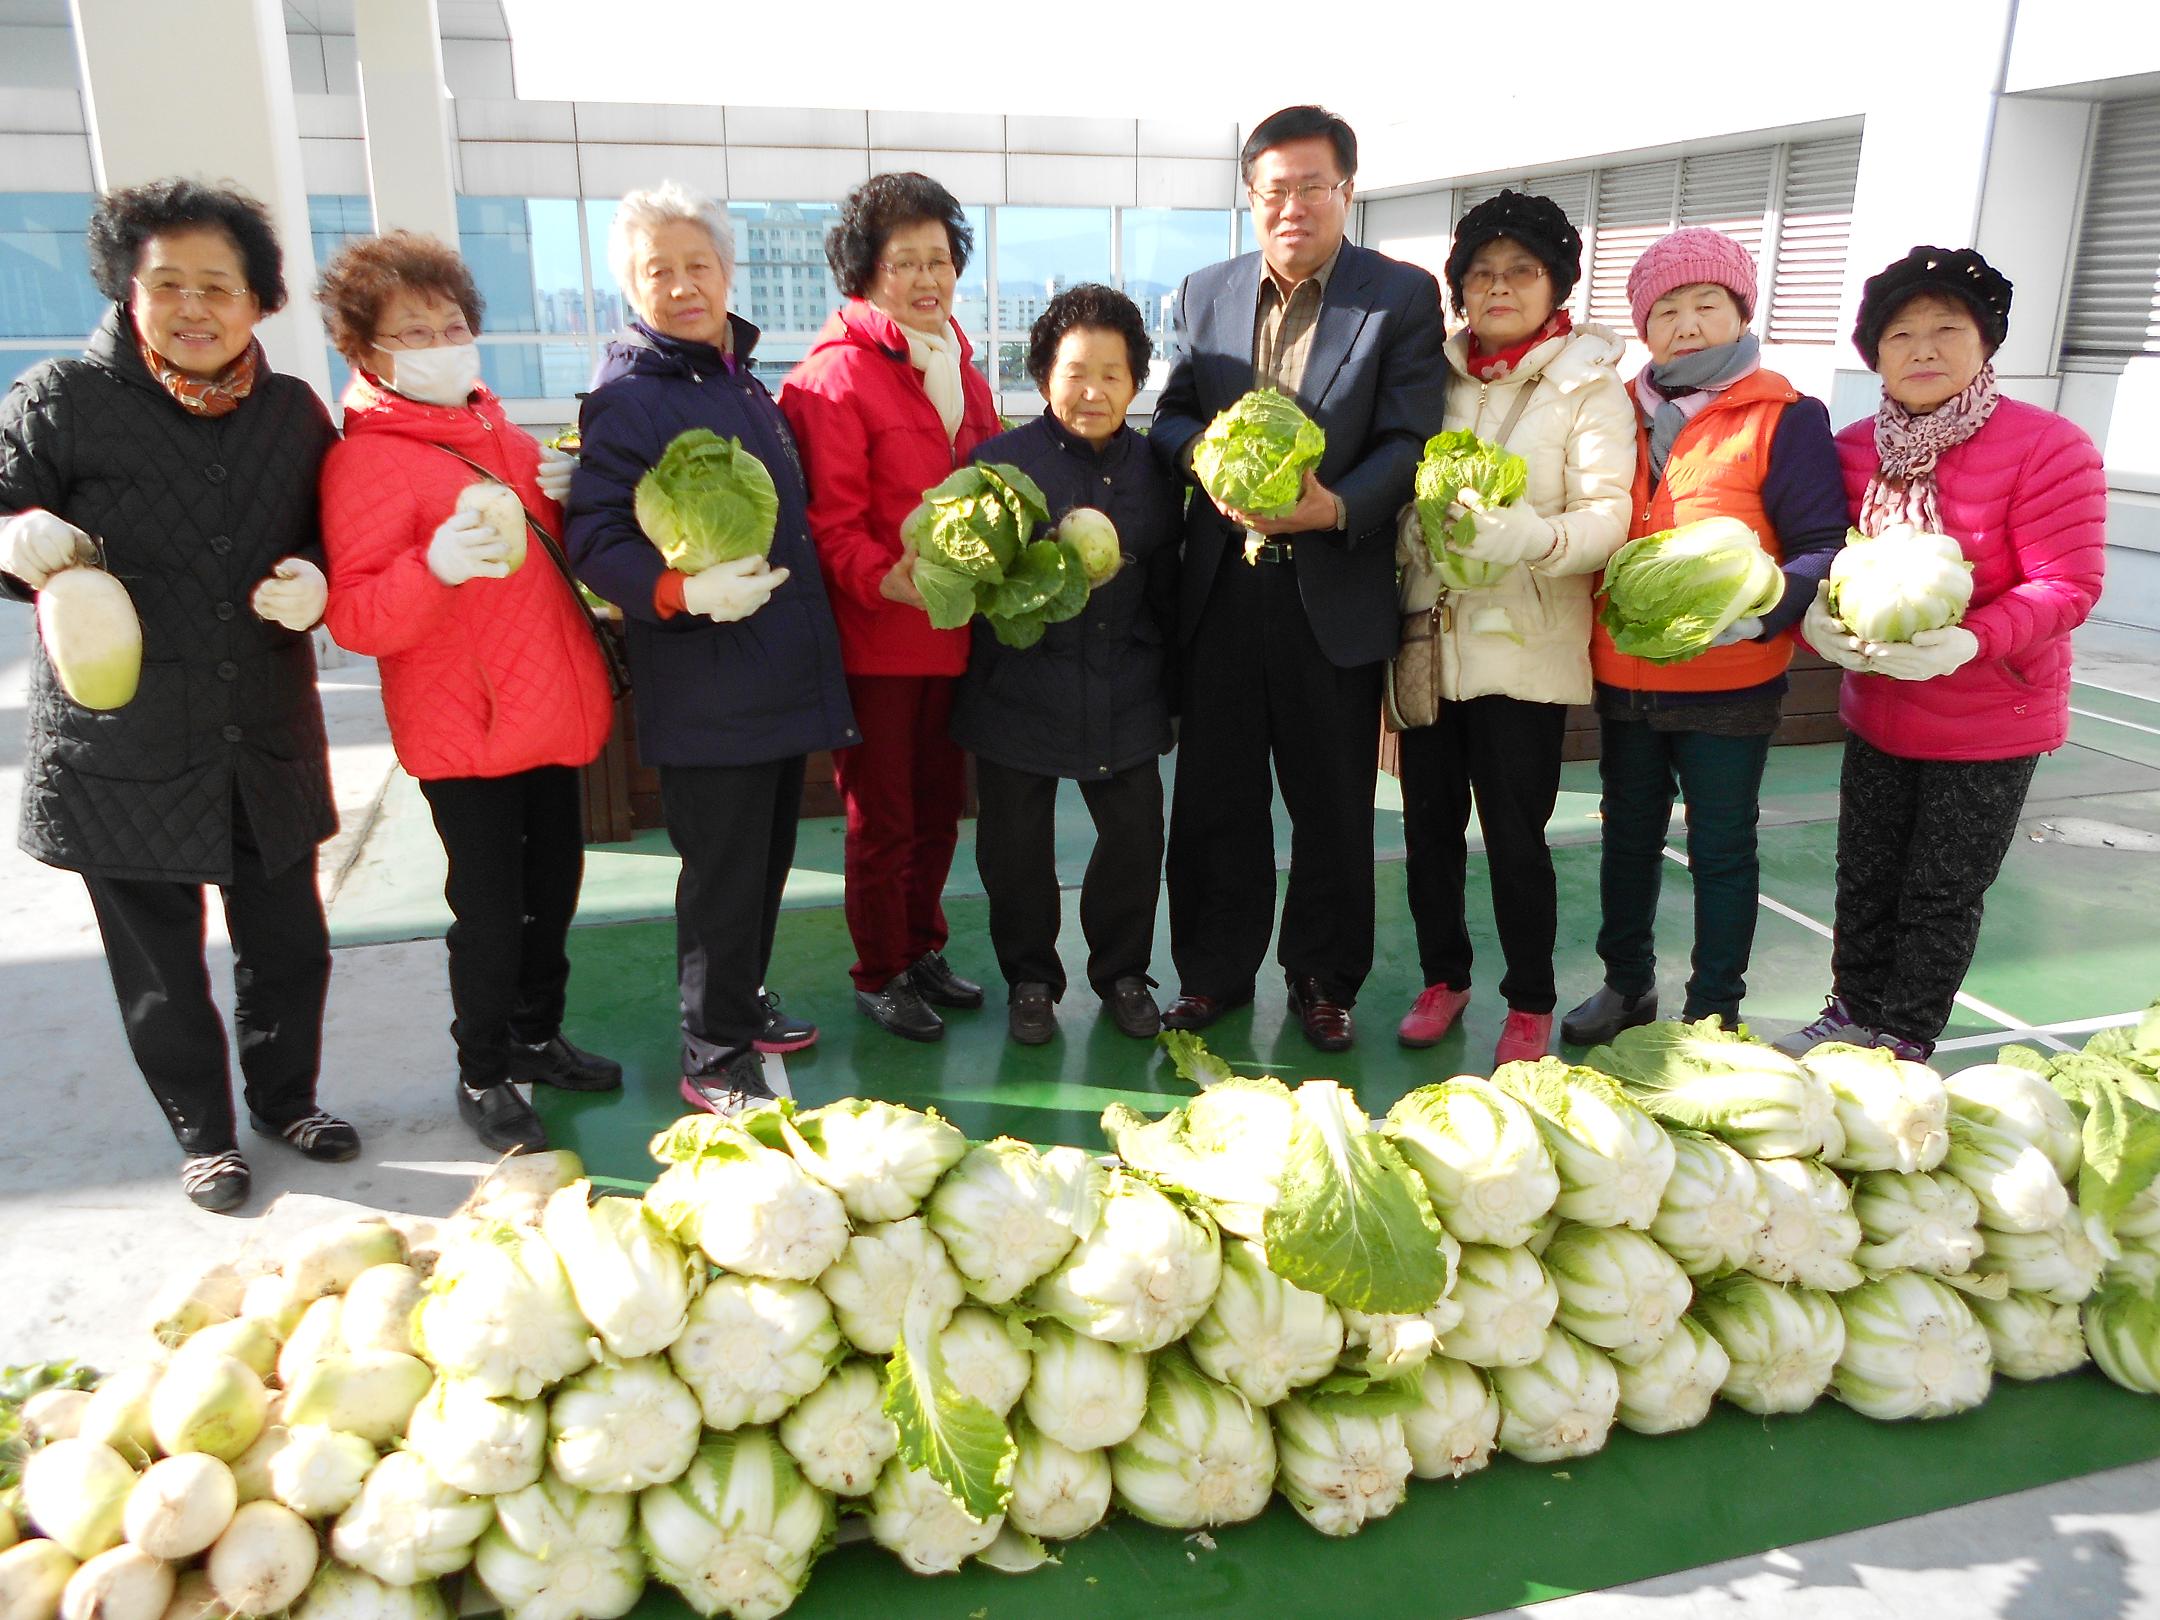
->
[1385,374,1544,733]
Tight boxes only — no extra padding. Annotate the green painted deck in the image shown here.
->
[331,679,2160,1616]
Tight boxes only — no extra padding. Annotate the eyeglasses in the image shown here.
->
[374,321,476,349]
[877,255,957,280]
[1463,264,1549,293]
[1247,179,1350,210]
[133,278,251,311]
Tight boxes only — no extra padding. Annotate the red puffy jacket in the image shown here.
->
[778,301,1001,676]
[1833,399,2107,763]
[321,378,613,781]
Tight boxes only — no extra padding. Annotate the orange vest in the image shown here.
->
[1590,368,1800,694]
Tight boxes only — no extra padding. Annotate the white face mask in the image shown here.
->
[380,341,482,406]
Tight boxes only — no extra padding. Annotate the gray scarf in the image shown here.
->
[1640,333,1762,486]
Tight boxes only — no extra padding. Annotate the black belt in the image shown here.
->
[1243,536,1296,565]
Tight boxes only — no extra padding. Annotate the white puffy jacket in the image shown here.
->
[1395,322,1635,709]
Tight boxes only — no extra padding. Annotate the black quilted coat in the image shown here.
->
[1,310,339,884]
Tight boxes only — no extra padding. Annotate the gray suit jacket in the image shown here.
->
[1150,239,1447,668]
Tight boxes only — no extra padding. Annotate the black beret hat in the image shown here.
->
[1853,245,2013,368]
[1446,189,1583,315]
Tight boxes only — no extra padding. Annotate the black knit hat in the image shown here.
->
[1853,246,2013,368]
[1446,189,1583,315]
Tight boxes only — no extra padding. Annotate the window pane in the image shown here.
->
[730,200,845,390]
[0,193,102,341]
[583,199,632,338]
[1239,208,1258,258]
[310,195,374,402]
[958,204,989,383]
[1,346,78,389]
[458,196,587,338]
[477,341,593,399]
[1120,208,1232,388]
[994,206,1111,389]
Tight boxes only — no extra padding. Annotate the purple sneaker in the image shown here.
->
[1770,996,1871,1057]
[1870,1029,1936,1063]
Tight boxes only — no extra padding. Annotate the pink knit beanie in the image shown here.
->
[1627,228,1759,337]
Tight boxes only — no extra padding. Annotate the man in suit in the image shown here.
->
[1150,104,1447,1051]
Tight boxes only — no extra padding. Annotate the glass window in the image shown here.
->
[994,206,1111,391]
[956,203,990,383]
[583,199,631,341]
[476,343,594,400]
[309,194,374,397]
[1239,208,1258,258]
[0,193,103,343]
[1120,208,1232,389]
[457,196,586,337]
[728,200,844,390]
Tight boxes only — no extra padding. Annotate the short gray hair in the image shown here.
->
[609,181,735,313]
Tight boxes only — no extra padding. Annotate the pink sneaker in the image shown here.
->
[1399,984,1471,1048]
[1494,1009,1554,1067]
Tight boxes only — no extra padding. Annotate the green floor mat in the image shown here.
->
[610,1371,2160,1620]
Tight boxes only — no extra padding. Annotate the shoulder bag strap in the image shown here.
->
[1490,373,1543,450]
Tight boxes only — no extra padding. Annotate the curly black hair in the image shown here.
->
[1024,283,1152,390]
[86,177,288,314]
[824,172,973,300]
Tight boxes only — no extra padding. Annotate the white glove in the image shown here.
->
[1864,624,1980,682]
[252,557,327,631]
[536,447,577,504]
[1455,500,1553,566]
[1710,615,1763,649]
[1802,581,1871,673]
[2,509,94,588]
[682,553,789,622]
[426,509,511,586]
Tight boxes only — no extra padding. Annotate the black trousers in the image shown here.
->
[973,756,1163,1000]
[661,756,805,1075]
[1167,553,1385,1003]
[1832,734,2039,1046]
[418,766,586,1087]
[81,794,331,1156]
[1398,695,1568,1013]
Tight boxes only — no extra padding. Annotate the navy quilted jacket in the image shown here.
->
[1,310,338,883]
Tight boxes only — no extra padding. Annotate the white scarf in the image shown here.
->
[899,319,965,442]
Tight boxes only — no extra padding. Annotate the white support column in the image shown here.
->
[354,0,460,245]
[69,0,330,397]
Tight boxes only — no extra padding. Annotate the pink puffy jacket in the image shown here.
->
[1833,398,2107,762]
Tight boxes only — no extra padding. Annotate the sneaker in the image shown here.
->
[1870,1029,1935,1063]
[1770,997,1869,1057]
[1009,983,1057,1046]
[856,976,944,1042]
[681,1049,779,1117]
[1104,976,1161,1039]
[504,1034,623,1092]
[909,950,985,1010]
[1398,983,1471,1048]
[180,1149,250,1213]
[248,1107,361,1163]
[1494,1009,1555,1067]
[457,1079,549,1154]
[753,990,819,1054]
[1560,984,1658,1046]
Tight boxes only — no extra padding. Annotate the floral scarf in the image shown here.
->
[1857,362,2000,536]
[137,333,261,418]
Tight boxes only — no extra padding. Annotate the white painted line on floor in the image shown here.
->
[1933,1008,2145,1053]
[1659,846,2073,1050]
[2071,705,2160,740]
[765,1052,793,1100]
[2072,674,2160,707]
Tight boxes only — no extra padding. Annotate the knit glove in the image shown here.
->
[682,554,788,622]
[1,509,94,588]
[1802,582,1871,673]
[427,509,512,586]
[1455,500,1553,566]
[1864,625,1980,682]
[537,446,577,503]
[1710,616,1763,649]
[252,557,328,631]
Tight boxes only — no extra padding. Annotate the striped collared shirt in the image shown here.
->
[1253,242,1342,398]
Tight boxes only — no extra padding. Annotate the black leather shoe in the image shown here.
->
[180,1150,251,1213]
[909,951,984,1009]
[249,1107,361,1163]
[1105,976,1160,1039]
[458,1080,549,1153]
[1009,983,1057,1046]
[505,1034,623,1092]
[681,1049,778,1118]
[1161,988,1253,1031]
[1560,984,1659,1047]
[857,976,945,1042]
[753,990,819,1054]
[1286,977,1355,1052]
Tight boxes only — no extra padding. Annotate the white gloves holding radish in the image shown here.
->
[682,555,788,622]
[2,509,94,588]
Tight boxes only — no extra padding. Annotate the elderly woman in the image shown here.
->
[317,230,619,1153]
[567,181,854,1117]
[0,179,352,1211]
[949,284,1181,1046]
[1392,191,1634,1067]
[779,172,1002,1044]
[1562,227,1850,1045]
[1779,248,2106,1060]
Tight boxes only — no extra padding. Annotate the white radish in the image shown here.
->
[59,1546,171,1620]
[123,1455,237,1561]
[285,1223,406,1304]
[207,1503,317,1617]
[280,1353,430,1447]
[150,1263,248,1349]
[171,1319,280,1384]
[156,1572,217,1620]
[337,1266,422,1357]
[0,1519,12,1557]
[21,1391,92,1446]
[226,1420,289,1506]
[277,1299,344,1391]
[239,1275,309,1340]
[0,1540,78,1620]
[75,1371,160,1463]
[267,1428,376,1520]
[22,1441,135,1561]
[148,1355,266,1463]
